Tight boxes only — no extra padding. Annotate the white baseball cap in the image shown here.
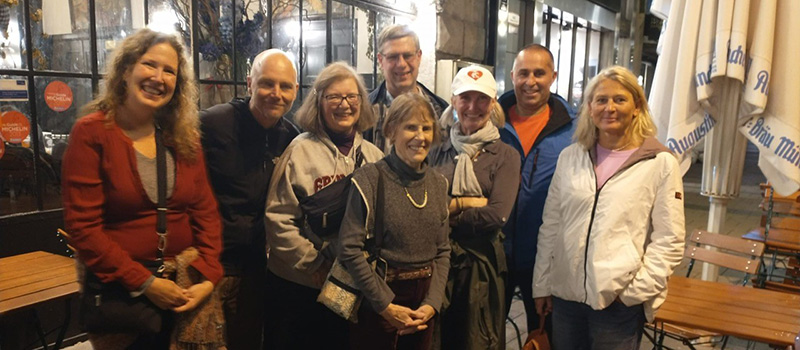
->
[451,65,497,98]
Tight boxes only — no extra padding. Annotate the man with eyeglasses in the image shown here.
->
[200,49,300,350]
[366,24,449,152]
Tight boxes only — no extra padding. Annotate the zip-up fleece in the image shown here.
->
[265,131,384,288]
[531,137,685,322]
[498,91,577,270]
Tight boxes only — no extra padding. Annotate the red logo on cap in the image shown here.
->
[467,70,483,81]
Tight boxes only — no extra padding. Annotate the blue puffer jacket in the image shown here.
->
[498,90,577,270]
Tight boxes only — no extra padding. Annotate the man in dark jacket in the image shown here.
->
[200,49,300,350]
[498,44,576,335]
[366,24,448,152]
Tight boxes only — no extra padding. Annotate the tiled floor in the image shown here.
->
[504,151,776,350]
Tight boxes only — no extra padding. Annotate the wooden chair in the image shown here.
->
[742,184,800,292]
[646,229,765,350]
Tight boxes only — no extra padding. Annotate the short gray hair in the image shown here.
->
[377,24,420,53]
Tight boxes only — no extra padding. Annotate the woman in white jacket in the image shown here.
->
[532,66,685,350]
[264,62,383,349]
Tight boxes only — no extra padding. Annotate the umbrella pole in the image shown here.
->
[703,197,728,281]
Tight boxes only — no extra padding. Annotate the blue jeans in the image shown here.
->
[551,297,645,350]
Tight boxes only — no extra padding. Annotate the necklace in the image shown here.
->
[612,139,633,151]
[404,186,428,209]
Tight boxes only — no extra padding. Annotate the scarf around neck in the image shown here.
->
[449,120,499,197]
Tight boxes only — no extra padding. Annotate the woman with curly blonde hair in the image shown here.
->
[81,29,199,160]
[63,28,223,349]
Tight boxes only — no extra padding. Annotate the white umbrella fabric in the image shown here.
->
[739,1,800,196]
[648,0,800,279]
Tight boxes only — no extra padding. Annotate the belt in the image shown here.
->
[385,265,432,282]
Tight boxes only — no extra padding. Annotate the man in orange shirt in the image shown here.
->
[498,44,576,337]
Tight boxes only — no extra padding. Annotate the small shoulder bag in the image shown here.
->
[79,123,169,334]
[317,168,387,322]
[299,146,364,239]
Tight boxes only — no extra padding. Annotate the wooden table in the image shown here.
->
[655,276,800,347]
[0,251,79,349]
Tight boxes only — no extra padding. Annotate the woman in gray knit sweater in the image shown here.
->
[338,93,451,350]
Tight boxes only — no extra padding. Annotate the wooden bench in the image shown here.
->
[0,251,79,349]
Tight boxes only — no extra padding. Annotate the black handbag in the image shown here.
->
[299,146,364,239]
[80,262,166,334]
[79,123,170,335]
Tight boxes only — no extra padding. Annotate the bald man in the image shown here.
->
[497,44,576,336]
[200,49,300,350]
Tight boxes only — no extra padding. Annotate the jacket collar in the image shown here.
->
[369,81,443,106]
[499,91,575,147]
[589,136,672,171]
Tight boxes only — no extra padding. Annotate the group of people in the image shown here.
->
[61,23,685,350]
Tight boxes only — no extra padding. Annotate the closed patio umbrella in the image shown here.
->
[649,0,798,280]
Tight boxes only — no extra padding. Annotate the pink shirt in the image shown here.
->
[595,144,638,188]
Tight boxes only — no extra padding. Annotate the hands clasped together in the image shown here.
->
[380,303,436,335]
[143,277,215,312]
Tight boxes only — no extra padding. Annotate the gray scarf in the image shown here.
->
[449,117,500,197]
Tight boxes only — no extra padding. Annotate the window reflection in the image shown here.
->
[200,83,234,110]
[571,18,587,108]
[33,0,89,72]
[301,1,329,86]
[0,77,36,216]
[148,0,189,42]
[234,0,269,83]
[273,0,301,88]
[0,0,24,70]
[94,0,137,72]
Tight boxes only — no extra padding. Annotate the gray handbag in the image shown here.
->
[317,169,386,322]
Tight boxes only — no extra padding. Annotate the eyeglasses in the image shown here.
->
[324,94,361,106]
[380,52,419,64]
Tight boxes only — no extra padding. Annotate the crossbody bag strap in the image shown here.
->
[155,123,167,275]
[354,145,364,169]
[372,168,387,279]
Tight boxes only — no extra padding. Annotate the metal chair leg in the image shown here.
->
[31,309,49,350]
[54,298,71,349]
[507,316,523,350]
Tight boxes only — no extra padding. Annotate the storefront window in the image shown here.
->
[0,76,33,216]
[542,4,608,107]
[0,0,413,218]
[0,1,24,70]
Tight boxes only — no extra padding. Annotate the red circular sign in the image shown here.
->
[44,81,74,112]
[1,111,31,144]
